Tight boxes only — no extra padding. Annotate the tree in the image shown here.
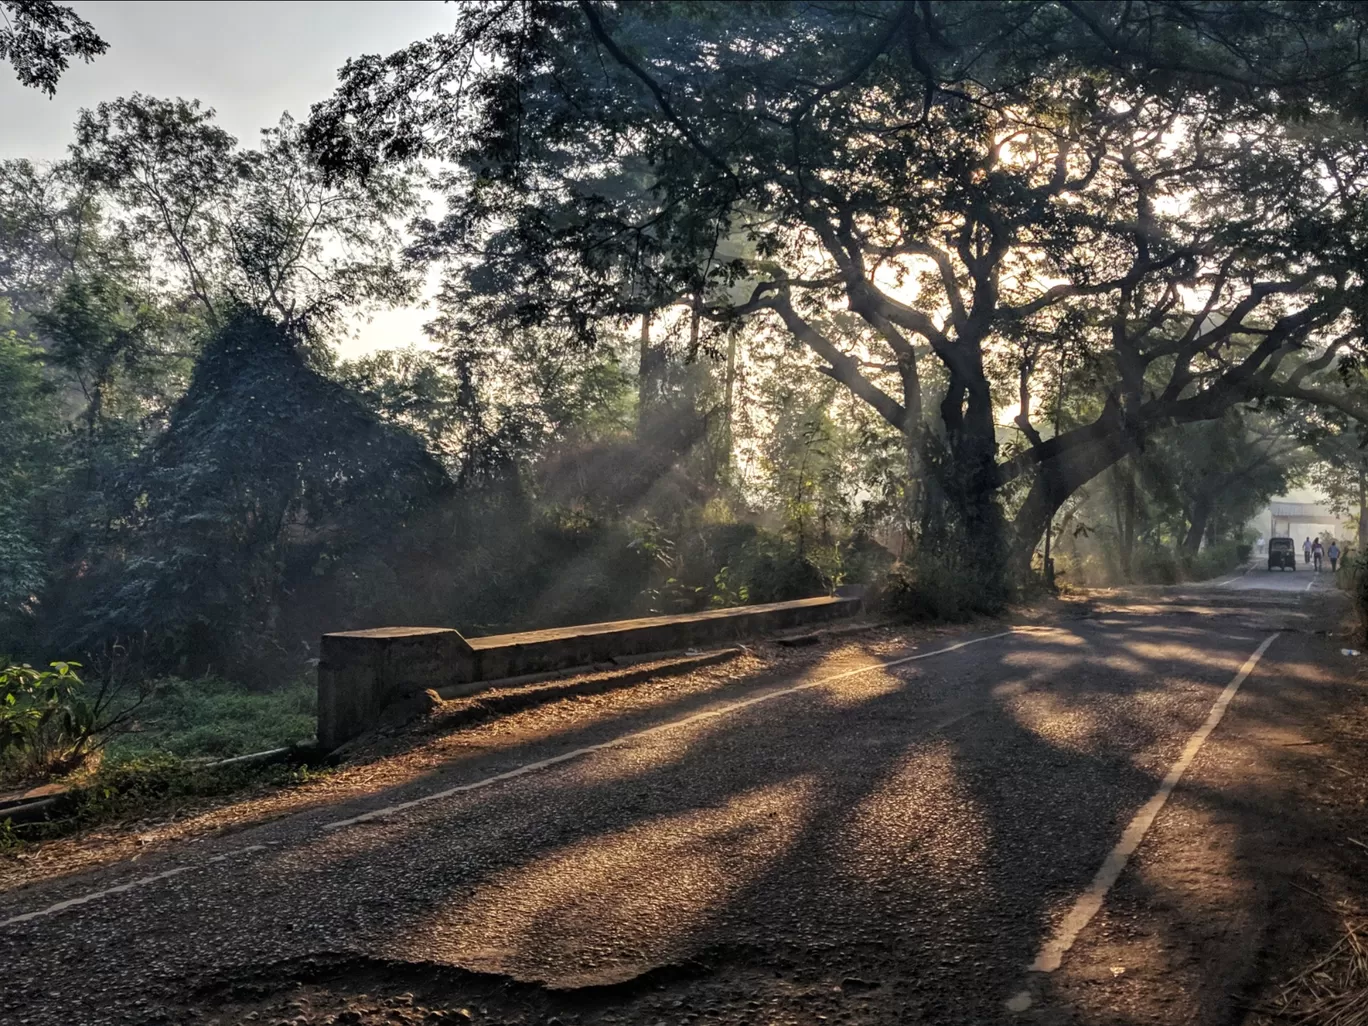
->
[0,0,105,96]
[1307,404,1368,551]
[0,158,109,317]
[71,96,423,343]
[66,310,449,679]
[0,302,58,617]
[308,0,1368,598]
[1162,414,1304,556]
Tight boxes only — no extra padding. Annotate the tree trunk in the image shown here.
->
[720,323,737,486]
[1358,467,1367,554]
[899,350,927,523]
[929,371,1007,603]
[637,311,665,437]
[1010,432,1139,580]
[1181,496,1210,556]
[1110,462,1137,581]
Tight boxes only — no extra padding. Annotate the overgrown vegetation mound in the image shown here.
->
[61,311,449,682]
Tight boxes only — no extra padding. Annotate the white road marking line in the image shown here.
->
[1005,632,1279,1013]
[1305,578,1315,593]
[321,629,1040,830]
[0,845,268,928]
[1218,562,1258,588]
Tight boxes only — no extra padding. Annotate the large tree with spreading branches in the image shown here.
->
[308,0,1368,595]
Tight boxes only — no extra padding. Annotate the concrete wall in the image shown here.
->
[318,596,859,749]
[317,627,474,749]
[466,597,857,680]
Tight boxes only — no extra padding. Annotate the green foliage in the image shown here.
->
[0,310,58,616]
[0,0,106,97]
[1306,399,1368,549]
[11,4,1368,795]
[311,0,1368,587]
[0,157,114,312]
[0,816,20,854]
[106,675,315,761]
[70,96,421,340]
[1185,542,1247,583]
[1337,553,1368,642]
[0,659,92,777]
[336,335,634,484]
[1047,412,1303,588]
[19,751,326,843]
[875,558,984,623]
[709,566,749,609]
[67,311,448,680]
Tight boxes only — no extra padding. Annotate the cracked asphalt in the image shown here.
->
[0,568,1356,1026]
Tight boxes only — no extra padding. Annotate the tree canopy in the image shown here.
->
[0,2,1357,688]
[0,0,105,96]
[308,0,1368,588]
[70,96,423,342]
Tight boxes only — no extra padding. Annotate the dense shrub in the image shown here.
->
[0,660,94,781]
[873,553,999,622]
[1183,541,1245,582]
[1132,546,1182,585]
[1340,553,1368,642]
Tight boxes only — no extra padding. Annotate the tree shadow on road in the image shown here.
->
[7,599,1360,1026]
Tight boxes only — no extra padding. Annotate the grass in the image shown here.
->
[5,753,329,846]
[105,674,317,763]
[0,676,320,847]
[1,676,322,847]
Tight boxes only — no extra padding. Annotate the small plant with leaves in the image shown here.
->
[0,660,95,778]
[710,565,749,609]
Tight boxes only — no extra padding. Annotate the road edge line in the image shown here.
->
[0,845,268,929]
[1005,631,1280,1013]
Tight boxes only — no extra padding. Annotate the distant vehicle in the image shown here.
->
[1268,536,1296,571]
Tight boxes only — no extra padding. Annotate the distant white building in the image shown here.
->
[1262,499,1353,543]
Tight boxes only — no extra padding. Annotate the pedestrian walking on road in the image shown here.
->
[1304,537,1313,565]
[1329,541,1341,573]
[1313,538,1324,572]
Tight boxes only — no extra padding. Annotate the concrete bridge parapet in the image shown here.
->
[318,595,860,749]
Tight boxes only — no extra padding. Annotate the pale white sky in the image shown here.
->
[1,0,456,357]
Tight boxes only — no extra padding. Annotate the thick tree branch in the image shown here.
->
[767,293,908,430]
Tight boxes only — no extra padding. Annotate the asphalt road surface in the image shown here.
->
[0,578,1353,1026]
[1217,558,1338,593]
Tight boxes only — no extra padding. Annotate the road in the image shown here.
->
[0,575,1354,1025]
[1215,558,1338,593]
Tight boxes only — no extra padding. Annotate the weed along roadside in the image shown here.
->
[0,752,329,849]
[0,668,323,847]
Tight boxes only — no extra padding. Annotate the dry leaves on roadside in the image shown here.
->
[1255,917,1368,1026]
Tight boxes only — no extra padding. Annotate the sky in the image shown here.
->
[1,0,456,356]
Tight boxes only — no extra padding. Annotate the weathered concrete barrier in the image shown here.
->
[318,595,859,748]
